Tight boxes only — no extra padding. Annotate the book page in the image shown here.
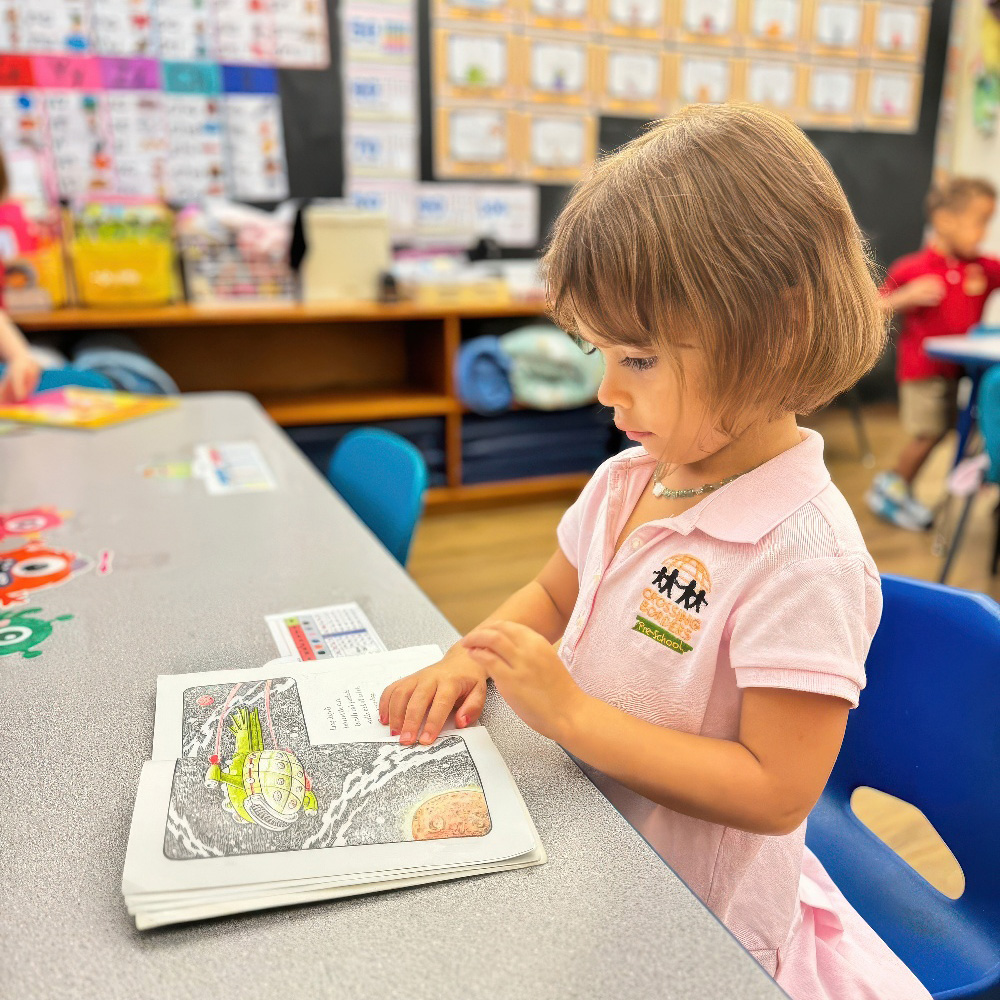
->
[151,646,445,759]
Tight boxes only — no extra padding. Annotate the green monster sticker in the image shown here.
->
[0,607,73,659]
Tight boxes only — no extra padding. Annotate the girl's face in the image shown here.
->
[575,322,730,466]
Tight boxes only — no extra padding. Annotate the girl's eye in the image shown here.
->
[571,334,598,356]
[621,356,657,371]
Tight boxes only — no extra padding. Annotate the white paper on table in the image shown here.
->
[92,0,156,56]
[344,63,416,119]
[447,33,507,88]
[345,121,418,178]
[809,67,856,114]
[746,60,796,107]
[265,602,388,662]
[680,56,731,104]
[868,70,915,118]
[151,645,443,759]
[473,184,539,248]
[529,40,587,94]
[530,116,586,167]
[106,90,167,197]
[192,441,277,495]
[608,0,661,29]
[874,6,921,55]
[607,50,661,101]
[123,725,537,897]
[164,94,227,202]
[814,1,862,48]
[447,109,507,164]
[222,94,289,200]
[682,0,734,35]
[749,0,799,42]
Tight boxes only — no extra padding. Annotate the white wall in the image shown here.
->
[940,0,1000,322]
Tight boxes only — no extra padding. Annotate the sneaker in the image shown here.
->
[866,472,933,531]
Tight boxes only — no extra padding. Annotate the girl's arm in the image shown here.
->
[379,548,579,746]
[465,621,849,837]
[0,310,41,402]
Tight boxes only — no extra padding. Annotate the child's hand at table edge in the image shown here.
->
[0,351,41,404]
[379,645,488,747]
[463,620,588,744]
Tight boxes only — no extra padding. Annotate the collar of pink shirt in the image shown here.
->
[610,428,832,544]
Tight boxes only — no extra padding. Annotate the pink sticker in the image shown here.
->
[31,55,103,91]
[97,549,114,576]
[99,57,161,91]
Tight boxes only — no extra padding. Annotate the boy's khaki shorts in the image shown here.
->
[899,377,959,438]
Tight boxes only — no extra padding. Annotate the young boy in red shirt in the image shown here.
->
[867,177,1000,529]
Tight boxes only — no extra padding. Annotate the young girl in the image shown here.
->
[380,104,930,1000]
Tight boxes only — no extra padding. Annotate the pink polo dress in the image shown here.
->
[557,429,931,1000]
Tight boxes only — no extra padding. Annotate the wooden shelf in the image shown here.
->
[14,297,604,509]
[12,298,547,331]
[260,389,460,426]
[425,473,590,508]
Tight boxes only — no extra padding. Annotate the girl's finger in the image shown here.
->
[387,678,419,733]
[398,681,438,744]
[418,681,461,744]
[463,627,520,668]
[454,681,488,729]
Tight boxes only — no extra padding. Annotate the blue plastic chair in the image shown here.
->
[0,365,115,392]
[326,428,429,565]
[806,574,1000,999]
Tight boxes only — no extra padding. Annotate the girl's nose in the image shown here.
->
[597,368,629,410]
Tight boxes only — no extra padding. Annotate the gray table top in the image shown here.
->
[0,392,784,1000]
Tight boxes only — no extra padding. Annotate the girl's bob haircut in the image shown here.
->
[542,103,888,431]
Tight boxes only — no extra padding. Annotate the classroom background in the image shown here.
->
[2,0,1000,994]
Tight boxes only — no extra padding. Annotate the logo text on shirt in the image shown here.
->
[633,554,711,655]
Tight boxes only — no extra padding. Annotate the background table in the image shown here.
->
[0,393,784,1000]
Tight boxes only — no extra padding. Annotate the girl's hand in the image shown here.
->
[0,352,41,404]
[463,620,588,743]
[899,274,945,309]
[379,646,488,746]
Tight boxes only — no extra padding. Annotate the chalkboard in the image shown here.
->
[279,0,954,395]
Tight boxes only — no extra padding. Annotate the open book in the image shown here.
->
[122,646,546,929]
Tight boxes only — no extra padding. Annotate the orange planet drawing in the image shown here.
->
[410,789,492,841]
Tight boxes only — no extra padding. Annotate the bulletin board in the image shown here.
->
[0,0,330,203]
[430,0,935,183]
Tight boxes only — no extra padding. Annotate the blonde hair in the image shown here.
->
[542,104,888,432]
[926,176,997,218]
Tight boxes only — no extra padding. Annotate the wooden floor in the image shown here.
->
[409,402,992,897]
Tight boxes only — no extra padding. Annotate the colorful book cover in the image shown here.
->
[0,386,176,428]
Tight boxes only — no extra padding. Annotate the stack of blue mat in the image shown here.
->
[285,418,448,487]
[461,405,616,485]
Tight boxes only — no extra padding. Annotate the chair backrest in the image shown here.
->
[979,365,1000,484]
[326,428,429,565]
[38,368,115,391]
[823,574,1000,924]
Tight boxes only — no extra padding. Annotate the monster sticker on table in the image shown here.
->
[0,507,69,543]
[0,541,93,607]
[0,606,73,659]
[165,678,493,858]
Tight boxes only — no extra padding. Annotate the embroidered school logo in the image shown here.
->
[633,553,711,655]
